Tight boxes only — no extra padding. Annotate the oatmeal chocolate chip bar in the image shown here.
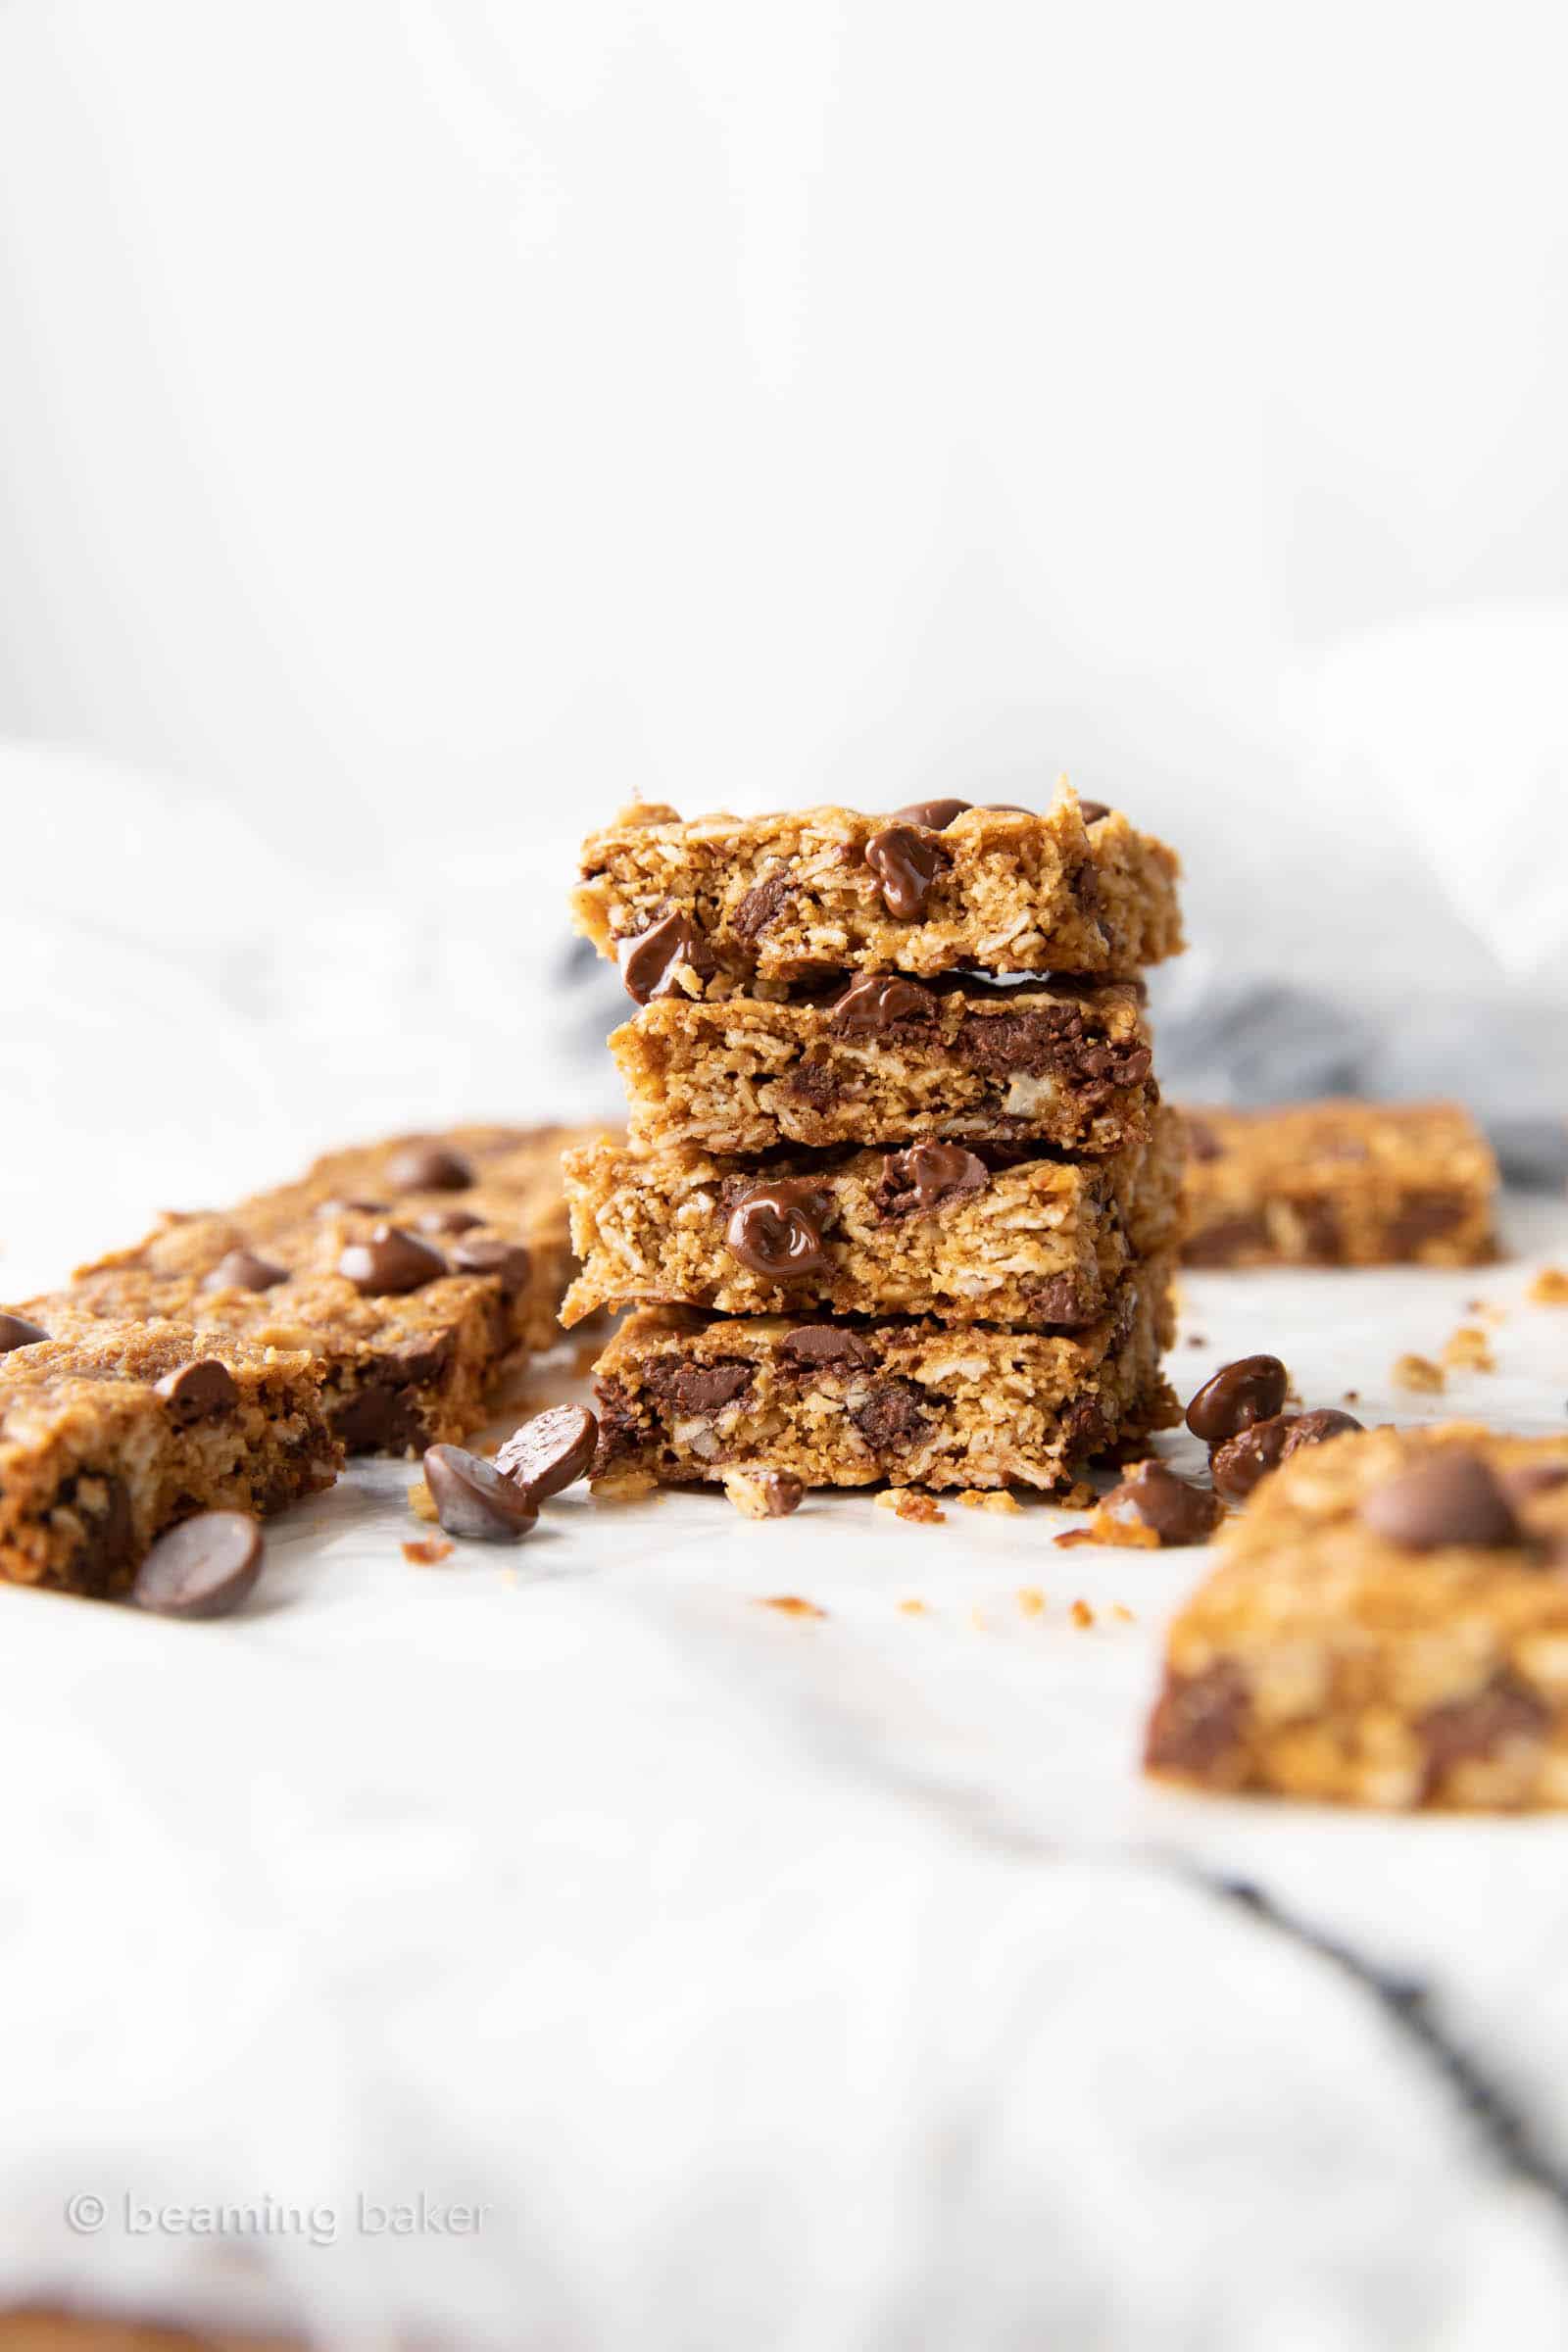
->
[0,1310,339,1596]
[1181,1101,1498,1268]
[573,788,1183,990]
[590,1263,1179,1494]
[561,1110,1184,1329]
[612,974,1156,1157]
[1146,1424,1568,1809]
[296,1121,605,1349]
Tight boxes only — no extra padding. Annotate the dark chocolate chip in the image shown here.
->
[1181,1215,1273,1267]
[827,974,937,1036]
[848,1379,931,1456]
[387,1143,474,1193]
[1069,858,1101,910]
[980,802,1034,814]
[132,1511,265,1618]
[1077,800,1110,823]
[416,1208,484,1237]
[640,1358,754,1415]
[732,865,795,940]
[1210,1414,1297,1502]
[875,1144,990,1217]
[0,1312,49,1355]
[1358,1450,1522,1551]
[337,1226,448,1296]
[1283,1407,1363,1455]
[775,1325,875,1372]
[724,1178,831,1283]
[1145,1661,1250,1774]
[862,824,946,919]
[888,797,971,830]
[1384,1190,1470,1257]
[1419,1674,1549,1782]
[1185,1354,1290,1446]
[1102,1460,1223,1545]
[331,1381,430,1454]
[153,1357,239,1428]
[315,1197,388,1217]
[65,1470,135,1595]
[756,1472,805,1517]
[202,1248,287,1294]
[423,1446,540,1542]
[952,1005,1152,1096]
[450,1236,534,1296]
[494,1403,598,1503]
[619,912,704,1005]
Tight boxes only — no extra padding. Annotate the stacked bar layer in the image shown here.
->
[1181,1101,1498,1268]
[569,784,1186,1494]
[31,1125,598,1458]
[1146,1424,1568,1809]
[0,1313,340,1595]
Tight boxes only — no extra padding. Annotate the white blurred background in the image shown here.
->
[2,0,1567,1278]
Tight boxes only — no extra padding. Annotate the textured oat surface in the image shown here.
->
[1149,1422,1568,1809]
[612,976,1156,1156]
[562,1112,1184,1327]
[0,1313,337,1594]
[1181,1100,1498,1267]
[590,1262,1178,1493]
[573,786,1183,983]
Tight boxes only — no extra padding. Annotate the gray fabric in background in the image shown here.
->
[561,940,1568,1189]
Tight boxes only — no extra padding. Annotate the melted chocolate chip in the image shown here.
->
[131,1510,265,1618]
[888,797,971,830]
[416,1208,484,1237]
[387,1143,473,1193]
[1209,1414,1296,1502]
[774,1325,875,1373]
[862,825,946,919]
[1145,1661,1249,1774]
[65,1470,135,1595]
[875,1144,990,1217]
[733,865,795,940]
[1102,1460,1223,1545]
[952,1004,1152,1097]
[1077,800,1110,823]
[1384,1190,1469,1256]
[332,1381,431,1454]
[450,1236,534,1296]
[641,1358,754,1415]
[724,1178,830,1283]
[827,974,937,1037]
[337,1226,448,1297]
[1185,1354,1290,1446]
[153,1358,239,1428]
[849,1379,931,1457]
[494,1403,598,1504]
[619,912,706,1004]
[1419,1674,1548,1782]
[202,1248,287,1294]
[423,1445,539,1542]
[0,1312,49,1355]
[1358,1451,1522,1551]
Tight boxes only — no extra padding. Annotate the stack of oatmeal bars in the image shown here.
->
[564,786,1188,1499]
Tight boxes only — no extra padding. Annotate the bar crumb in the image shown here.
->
[876,1490,946,1525]
[1016,1587,1046,1617]
[1442,1325,1496,1373]
[1070,1598,1096,1628]
[1393,1352,1446,1394]
[898,1597,929,1617]
[958,1489,1023,1514]
[759,1594,825,1619]
[408,1478,437,1524]
[403,1537,455,1566]
[1529,1267,1568,1306]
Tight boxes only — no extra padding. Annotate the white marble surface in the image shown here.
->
[4,1194,1568,2347]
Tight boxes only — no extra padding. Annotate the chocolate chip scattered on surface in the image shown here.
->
[131,1511,266,1620]
[494,1403,598,1505]
[422,1445,539,1542]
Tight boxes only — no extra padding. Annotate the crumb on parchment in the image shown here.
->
[1393,1352,1446,1394]
[1529,1267,1568,1306]
[758,1594,825,1619]
[1070,1599,1096,1628]
[408,1479,437,1524]
[403,1537,454,1566]
[1017,1587,1046,1617]
[1054,1527,1097,1548]
[958,1490,1023,1514]
[1112,1603,1136,1623]
[875,1490,946,1525]
[1442,1325,1496,1372]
